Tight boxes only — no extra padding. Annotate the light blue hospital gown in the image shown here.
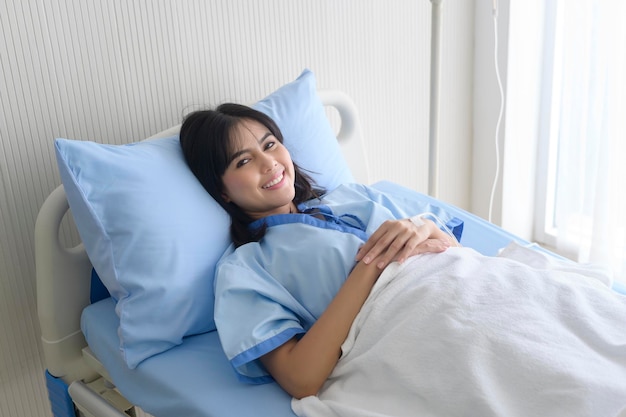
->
[214,183,462,383]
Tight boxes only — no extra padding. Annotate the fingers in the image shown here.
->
[374,231,413,269]
[413,238,451,255]
[355,220,409,265]
[356,219,440,269]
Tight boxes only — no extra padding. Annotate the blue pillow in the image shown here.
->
[55,69,353,369]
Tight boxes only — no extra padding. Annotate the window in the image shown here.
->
[535,0,626,283]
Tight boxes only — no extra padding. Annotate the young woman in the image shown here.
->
[179,103,459,399]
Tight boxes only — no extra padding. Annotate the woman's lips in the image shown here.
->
[262,171,285,189]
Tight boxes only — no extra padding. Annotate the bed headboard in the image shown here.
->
[35,89,368,383]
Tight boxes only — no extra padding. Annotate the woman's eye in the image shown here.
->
[264,141,276,150]
[236,158,250,168]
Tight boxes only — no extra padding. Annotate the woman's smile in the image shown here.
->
[262,171,285,189]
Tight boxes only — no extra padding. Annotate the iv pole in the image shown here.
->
[428,0,443,198]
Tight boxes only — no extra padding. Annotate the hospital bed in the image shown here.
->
[35,70,625,417]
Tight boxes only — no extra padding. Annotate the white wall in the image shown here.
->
[0,1,476,414]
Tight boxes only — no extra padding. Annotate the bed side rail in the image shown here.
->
[35,184,97,384]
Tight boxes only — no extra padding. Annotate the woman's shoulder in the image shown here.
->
[214,241,269,291]
[217,241,260,264]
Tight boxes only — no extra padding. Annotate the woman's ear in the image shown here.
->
[221,192,231,203]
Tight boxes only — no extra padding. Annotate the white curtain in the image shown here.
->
[552,0,626,283]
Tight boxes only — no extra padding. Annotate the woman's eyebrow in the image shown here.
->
[227,131,273,165]
[257,131,273,144]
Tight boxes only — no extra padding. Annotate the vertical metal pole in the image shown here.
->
[429,0,443,198]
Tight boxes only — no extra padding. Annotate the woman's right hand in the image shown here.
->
[355,218,455,270]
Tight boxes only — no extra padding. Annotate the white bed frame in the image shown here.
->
[35,90,369,417]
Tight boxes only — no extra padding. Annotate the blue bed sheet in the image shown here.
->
[82,298,295,417]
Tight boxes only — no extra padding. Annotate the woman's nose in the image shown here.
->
[260,153,277,172]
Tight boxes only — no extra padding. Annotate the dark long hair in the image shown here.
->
[179,103,325,247]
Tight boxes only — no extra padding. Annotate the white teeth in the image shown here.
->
[263,173,283,189]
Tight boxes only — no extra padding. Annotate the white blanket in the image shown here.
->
[292,244,626,417]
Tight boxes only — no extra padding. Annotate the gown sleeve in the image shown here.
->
[214,253,307,384]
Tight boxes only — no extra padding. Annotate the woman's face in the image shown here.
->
[221,119,296,219]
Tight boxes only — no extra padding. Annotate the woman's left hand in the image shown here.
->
[355,218,455,270]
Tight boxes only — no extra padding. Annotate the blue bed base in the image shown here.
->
[45,371,76,417]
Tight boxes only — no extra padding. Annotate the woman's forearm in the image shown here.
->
[260,218,453,398]
[260,260,382,399]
